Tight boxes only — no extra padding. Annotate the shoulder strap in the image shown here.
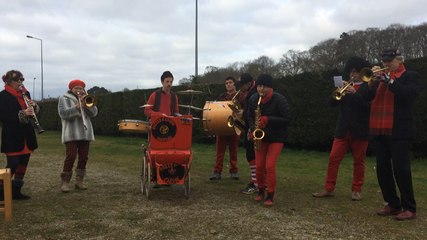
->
[170,92,176,115]
[153,90,162,112]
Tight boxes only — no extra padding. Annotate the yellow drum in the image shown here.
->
[118,119,149,133]
[202,101,235,136]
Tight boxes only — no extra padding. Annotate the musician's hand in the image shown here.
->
[25,107,35,116]
[27,99,36,107]
[345,85,356,94]
[380,73,391,84]
[232,110,243,119]
[259,116,269,129]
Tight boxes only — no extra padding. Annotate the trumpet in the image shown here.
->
[18,85,44,134]
[77,91,96,130]
[360,67,389,82]
[333,80,354,100]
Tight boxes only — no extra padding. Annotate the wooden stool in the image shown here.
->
[0,168,12,221]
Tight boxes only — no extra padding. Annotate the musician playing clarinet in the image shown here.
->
[0,70,39,200]
[58,79,98,193]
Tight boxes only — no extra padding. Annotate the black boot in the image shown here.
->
[255,188,265,202]
[12,180,31,200]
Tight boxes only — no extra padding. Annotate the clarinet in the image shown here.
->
[18,86,45,134]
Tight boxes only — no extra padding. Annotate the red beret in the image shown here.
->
[68,79,86,90]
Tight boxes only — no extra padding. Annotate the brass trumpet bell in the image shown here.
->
[360,67,389,82]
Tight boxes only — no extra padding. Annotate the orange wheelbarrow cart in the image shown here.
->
[141,114,193,199]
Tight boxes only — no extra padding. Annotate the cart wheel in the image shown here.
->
[141,151,147,194]
[145,160,152,199]
[184,172,190,199]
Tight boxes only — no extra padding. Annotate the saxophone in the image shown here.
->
[252,94,265,151]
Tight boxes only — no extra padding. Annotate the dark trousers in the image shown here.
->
[6,154,30,180]
[63,141,90,172]
[373,135,416,212]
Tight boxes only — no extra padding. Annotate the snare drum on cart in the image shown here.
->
[118,119,149,133]
[141,114,193,199]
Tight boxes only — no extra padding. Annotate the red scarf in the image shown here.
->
[261,89,273,104]
[4,84,27,109]
[369,64,406,135]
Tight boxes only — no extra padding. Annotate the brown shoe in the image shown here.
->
[377,205,402,216]
[351,191,362,201]
[395,210,416,221]
[312,188,334,198]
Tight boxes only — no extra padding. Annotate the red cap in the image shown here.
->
[68,79,86,90]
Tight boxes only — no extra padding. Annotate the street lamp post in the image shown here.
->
[26,35,44,100]
[195,0,198,78]
[33,78,36,100]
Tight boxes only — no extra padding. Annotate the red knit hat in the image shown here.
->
[68,79,86,90]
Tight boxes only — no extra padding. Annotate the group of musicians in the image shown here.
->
[0,48,421,219]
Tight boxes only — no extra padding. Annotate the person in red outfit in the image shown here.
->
[144,71,179,118]
[209,77,240,180]
[247,74,290,206]
[0,70,39,200]
[369,49,420,221]
[312,57,371,201]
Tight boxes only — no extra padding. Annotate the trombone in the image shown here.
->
[77,91,96,130]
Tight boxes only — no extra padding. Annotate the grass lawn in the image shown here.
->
[1,131,426,239]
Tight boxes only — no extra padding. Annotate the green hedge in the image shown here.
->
[36,57,427,157]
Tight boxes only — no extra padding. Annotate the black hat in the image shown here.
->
[381,49,401,61]
[239,73,253,84]
[256,74,273,88]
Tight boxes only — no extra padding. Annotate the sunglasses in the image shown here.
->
[12,77,25,82]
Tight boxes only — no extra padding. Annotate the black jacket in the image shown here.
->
[247,92,290,143]
[0,90,38,153]
[368,70,421,139]
[330,82,371,140]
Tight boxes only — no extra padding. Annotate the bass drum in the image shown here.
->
[202,101,235,136]
[118,119,149,133]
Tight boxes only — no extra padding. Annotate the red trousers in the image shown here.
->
[324,133,368,192]
[255,142,284,193]
[63,141,90,172]
[213,134,239,173]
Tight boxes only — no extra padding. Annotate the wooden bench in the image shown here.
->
[0,168,12,221]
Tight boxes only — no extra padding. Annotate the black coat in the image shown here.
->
[247,92,290,143]
[0,90,38,153]
[330,82,371,140]
[368,70,421,139]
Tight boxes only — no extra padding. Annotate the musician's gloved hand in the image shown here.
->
[379,73,391,84]
[259,116,269,129]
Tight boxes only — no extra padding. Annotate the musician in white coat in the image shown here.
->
[58,79,98,193]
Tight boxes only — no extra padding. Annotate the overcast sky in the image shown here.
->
[1,0,426,99]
